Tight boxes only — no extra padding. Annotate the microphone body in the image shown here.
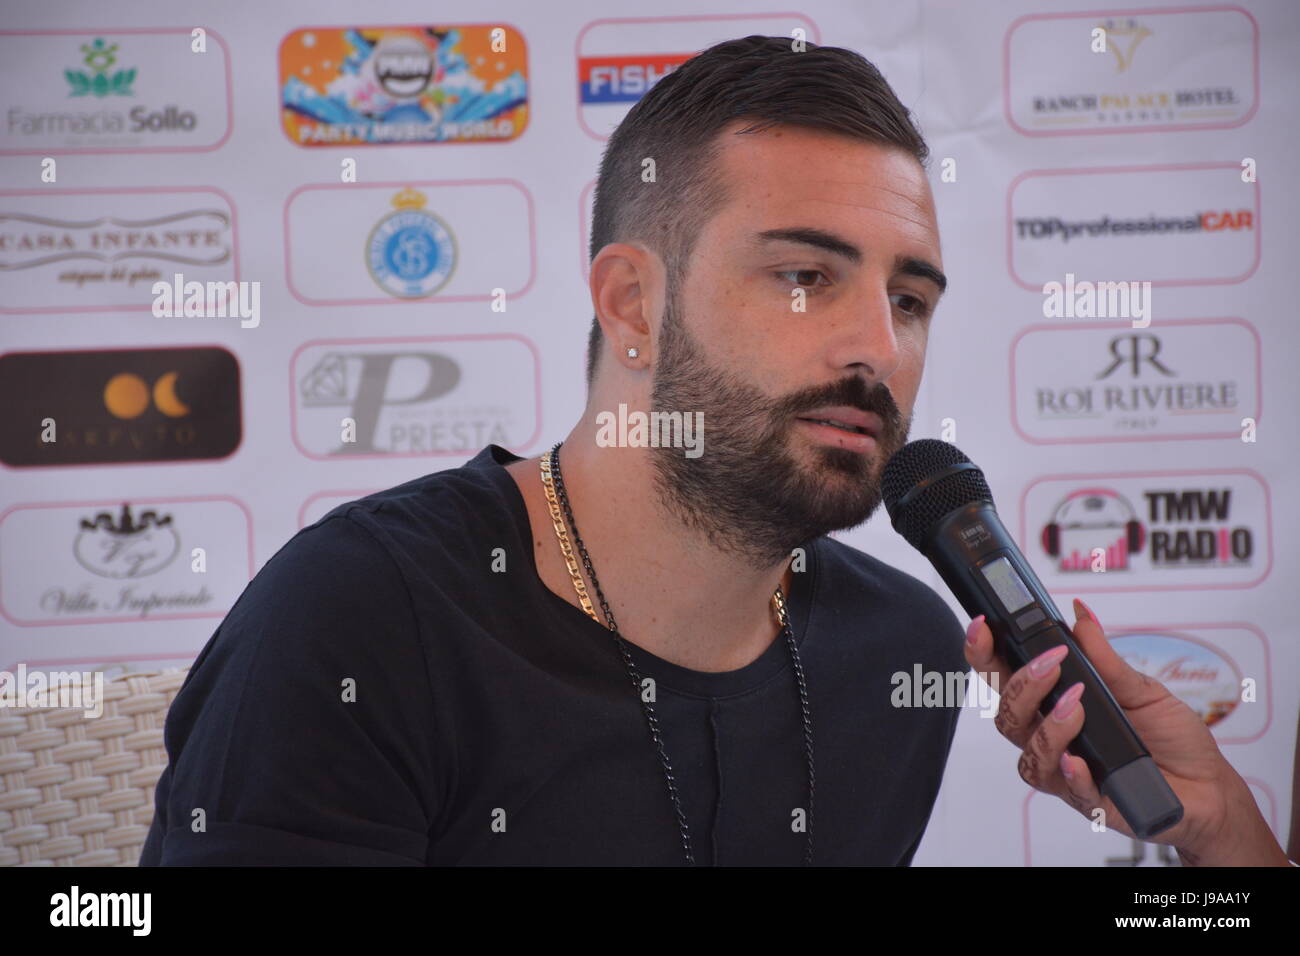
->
[883,443,1183,839]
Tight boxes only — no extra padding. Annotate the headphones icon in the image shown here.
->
[1041,488,1146,558]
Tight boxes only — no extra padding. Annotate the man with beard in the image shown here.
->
[144,35,1285,868]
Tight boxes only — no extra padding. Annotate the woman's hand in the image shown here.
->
[963,597,1289,866]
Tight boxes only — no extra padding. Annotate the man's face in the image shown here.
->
[648,122,945,568]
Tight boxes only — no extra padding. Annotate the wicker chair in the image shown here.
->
[0,668,189,866]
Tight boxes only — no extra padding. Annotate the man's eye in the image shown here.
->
[775,269,830,291]
[890,293,932,319]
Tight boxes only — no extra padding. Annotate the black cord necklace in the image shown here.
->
[544,440,815,865]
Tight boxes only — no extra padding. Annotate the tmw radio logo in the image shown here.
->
[1040,487,1254,573]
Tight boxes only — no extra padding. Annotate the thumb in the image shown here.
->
[1069,598,1166,710]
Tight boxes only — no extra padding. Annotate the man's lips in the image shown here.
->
[794,406,882,438]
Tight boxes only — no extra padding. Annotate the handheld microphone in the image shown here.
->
[881,438,1183,839]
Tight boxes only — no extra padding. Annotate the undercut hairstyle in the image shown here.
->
[585,34,930,388]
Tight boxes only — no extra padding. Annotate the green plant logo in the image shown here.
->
[65,38,136,97]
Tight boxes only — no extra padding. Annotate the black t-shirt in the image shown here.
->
[140,444,968,866]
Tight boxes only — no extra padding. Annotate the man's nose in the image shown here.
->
[824,289,903,382]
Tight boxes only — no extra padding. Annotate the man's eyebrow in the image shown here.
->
[752,227,947,295]
[897,255,947,295]
[754,227,862,264]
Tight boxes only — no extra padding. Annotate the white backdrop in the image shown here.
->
[1,0,1296,866]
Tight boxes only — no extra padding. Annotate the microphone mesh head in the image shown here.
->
[881,439,994,549]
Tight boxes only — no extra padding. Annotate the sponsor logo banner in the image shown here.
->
[0,187,238,314]
[1021,470,1271,591]
[279,25,528,145]
[290,334,540,458]
[0,28,232,153]
[1009,163,1258,289]
[0,497,252,626]
[1011,319,1260,443]
[0,346,242,467]
[576,14,818,140]
[1005,7,1258,136]
[284,181,533,305]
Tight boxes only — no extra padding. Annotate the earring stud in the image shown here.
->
[626,346,639,358]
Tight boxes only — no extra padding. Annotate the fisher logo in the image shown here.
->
[1024,471,1271,591]
[366,188,456,298]
[291,336,539,458]
[579,54,688,104]
[75,503,179,579]
[1013,320,1257,443]
[576,15,818,139]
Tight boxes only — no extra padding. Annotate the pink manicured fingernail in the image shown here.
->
[1073,598,1099,626]
[1059,752,1074,780]
[965,614,985,645]
[1052,682,1085,721]
[1028,644,1068,678]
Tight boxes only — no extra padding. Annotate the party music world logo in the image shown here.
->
[279,25,528,145]
[0,346,241,466]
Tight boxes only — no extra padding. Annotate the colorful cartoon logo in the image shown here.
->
[279,26,528,145]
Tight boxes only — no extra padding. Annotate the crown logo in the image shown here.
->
[391,188,429,210]
[80,502,173,535]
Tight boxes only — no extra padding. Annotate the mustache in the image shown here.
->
[772,378,903,435]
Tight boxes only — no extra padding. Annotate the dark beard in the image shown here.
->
[647,289,911,569]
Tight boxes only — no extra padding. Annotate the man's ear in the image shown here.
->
[589,242,659,366]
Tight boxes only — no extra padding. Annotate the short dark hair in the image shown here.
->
[585,34,930,387]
